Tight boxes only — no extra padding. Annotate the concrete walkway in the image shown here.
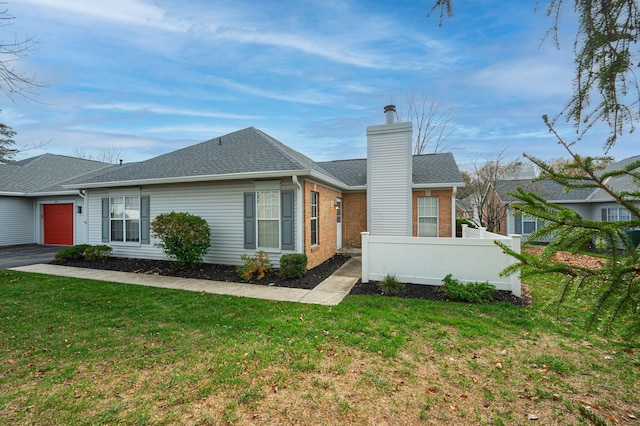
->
[9,257,362,306]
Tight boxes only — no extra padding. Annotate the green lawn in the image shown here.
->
[0,269,638,425]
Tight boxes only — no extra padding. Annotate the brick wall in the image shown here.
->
[342,191,367,248]
[412,189,453,237]
[303,181,342,269]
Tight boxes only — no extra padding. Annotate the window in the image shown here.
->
[522,216,537,234]
[602,207,632,222]
[109,196,140,242]
[257,190,280,248]
[310,191,319,245]
[418,196,438,237]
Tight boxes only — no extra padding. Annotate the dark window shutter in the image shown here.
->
[244,192,256,249]
[140,195,150,244]
[601,209,607,221]
[281,190,294,250]
[101,197,109,243]
[514,213,522,234]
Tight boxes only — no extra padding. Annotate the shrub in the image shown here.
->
[84,245,112,261]
[377,274,404,296]
[456,217,478,237]
[151,212,211,266]
[54,244,92,262]
[441,274,496,304]
[237,250,273,282]
[279,254,308,279]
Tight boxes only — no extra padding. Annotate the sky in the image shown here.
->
[3,0,638,170]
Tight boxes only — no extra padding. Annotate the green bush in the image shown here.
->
[151,212,211,266]
[54,244,92,262]
[441,274,496,304]
[377,274,404,296]
[456,217,478,237]
[279,254,308,279]
[237,250,273,282]
[84,245,112,261]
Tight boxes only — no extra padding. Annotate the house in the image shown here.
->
[5,106,465,269]
[0,154,113,246]
[488,155,640,238]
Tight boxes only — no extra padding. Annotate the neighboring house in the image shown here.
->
[0,154,113,246]
[489,155,640,238]
[5,107,465,269]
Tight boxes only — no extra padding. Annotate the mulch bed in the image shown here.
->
[57,254,351,290]
[55,253,530,306]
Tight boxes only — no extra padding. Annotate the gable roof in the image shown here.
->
[495,155,640,204]
[65,127,344,189]
[65,127,464,190]
[589,154,640,201]
[494,179,595,203]
[0,153,112,195]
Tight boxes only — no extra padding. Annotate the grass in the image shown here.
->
[0,269,638,425]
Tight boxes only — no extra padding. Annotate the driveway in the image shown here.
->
[0,245,62,269]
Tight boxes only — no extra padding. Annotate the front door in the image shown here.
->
[336,198,342,249]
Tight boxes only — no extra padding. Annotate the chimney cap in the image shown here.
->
[383,104,396,124]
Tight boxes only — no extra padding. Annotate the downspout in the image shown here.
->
[78,190,87,244]
[451,186,457,238]
[292,176,304,254]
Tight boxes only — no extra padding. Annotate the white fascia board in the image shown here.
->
[27,190,82,197]
[62,169,313,189]
[412,182,465,189]
[308,170,349,191]
[0,191,26,196]
[342,185,367,192]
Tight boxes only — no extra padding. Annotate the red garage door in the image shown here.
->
[43,204,74,245]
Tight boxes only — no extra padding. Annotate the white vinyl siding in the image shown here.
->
[0,197,35,246]
[34,195,86,245]
[86,180,297,266]
[366,122,413,236]
[418,196,438,237]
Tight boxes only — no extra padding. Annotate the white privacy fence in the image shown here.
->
[361,226,522,296]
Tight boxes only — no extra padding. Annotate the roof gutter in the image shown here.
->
[62,169,314,190]
[412,181,465,189]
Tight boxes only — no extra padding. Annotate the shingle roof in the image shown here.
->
[318,153,464,187]
[66,127,464,189]
[0,153,111,194]
[494,179,595,203]
[67,127,338,186]
[495,155,640,204]
[589,154,640,201]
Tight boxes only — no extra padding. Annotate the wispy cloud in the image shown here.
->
[21,0,186,32]
[84,103,263,120]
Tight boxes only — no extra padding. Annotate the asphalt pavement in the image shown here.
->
[0,245,62,269]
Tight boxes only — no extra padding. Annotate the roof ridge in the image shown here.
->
[251,128,310,170]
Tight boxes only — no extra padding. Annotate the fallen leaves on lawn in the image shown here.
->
[523,247,605,269]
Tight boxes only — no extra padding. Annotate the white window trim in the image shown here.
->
[603,207,632,222]
[418,196,439,237]
[108,190,141,245]
[256,189,281,251]
[310,191,319,246]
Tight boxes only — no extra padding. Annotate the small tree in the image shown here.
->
[498,119,640,334]
[151,212,211,266]
[0,121,17,163]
